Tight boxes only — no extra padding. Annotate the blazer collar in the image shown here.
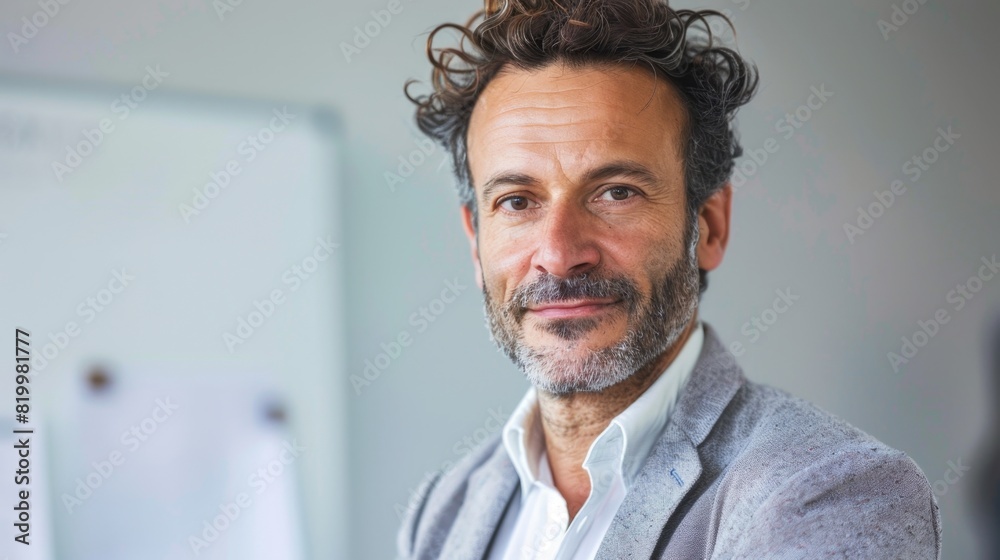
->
[435,442,519,560]
[670,322,746,448]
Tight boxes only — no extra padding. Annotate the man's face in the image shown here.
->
[464,61,701,395]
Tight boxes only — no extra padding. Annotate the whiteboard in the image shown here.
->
[0,76,348,559]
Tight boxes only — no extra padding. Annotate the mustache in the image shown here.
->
[504,272,642,319]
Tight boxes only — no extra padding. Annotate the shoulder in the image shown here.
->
[719,378,921,487]
[707,379,942,558]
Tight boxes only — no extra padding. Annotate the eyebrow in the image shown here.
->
[479,160,662,206]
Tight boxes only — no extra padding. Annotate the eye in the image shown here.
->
[498,195,536,212]
[598,186,638,202]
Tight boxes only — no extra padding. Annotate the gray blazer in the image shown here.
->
[396,323,942,559]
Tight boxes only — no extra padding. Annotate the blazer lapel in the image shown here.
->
[595,422,702,560]
[595,323,745,560]
[436,443,519,560]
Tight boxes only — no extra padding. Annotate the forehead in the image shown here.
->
[466,61,688,186]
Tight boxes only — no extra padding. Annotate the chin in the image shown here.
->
[516,344,638,395]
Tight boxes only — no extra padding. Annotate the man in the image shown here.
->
[397,1,942,558]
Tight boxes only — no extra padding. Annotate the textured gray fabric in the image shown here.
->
[396,323,942,559]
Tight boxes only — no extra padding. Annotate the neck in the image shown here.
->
[536,314,698,521]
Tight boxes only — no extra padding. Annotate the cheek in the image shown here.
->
[598,228,679,274]
[479,230,534,295]
[609,234,685,296]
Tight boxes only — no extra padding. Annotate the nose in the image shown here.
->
[530,199,601,278]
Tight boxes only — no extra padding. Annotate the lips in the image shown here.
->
[526,299,619,319]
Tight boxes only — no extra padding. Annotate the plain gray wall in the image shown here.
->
[1,0,997,558]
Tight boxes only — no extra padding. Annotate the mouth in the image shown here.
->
[526,299,620,319]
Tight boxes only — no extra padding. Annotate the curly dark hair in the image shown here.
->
[404,0,759,295]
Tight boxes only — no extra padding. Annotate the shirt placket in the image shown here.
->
[553,431,624,560]
[514,482,568,560]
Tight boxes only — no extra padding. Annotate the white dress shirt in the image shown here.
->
[487,322,705,560]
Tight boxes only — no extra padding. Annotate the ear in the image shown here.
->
[460,205,484,291]
[696,183,732,274]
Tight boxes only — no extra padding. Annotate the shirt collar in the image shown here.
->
[501,382,544,498]
[501,321,705,498]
